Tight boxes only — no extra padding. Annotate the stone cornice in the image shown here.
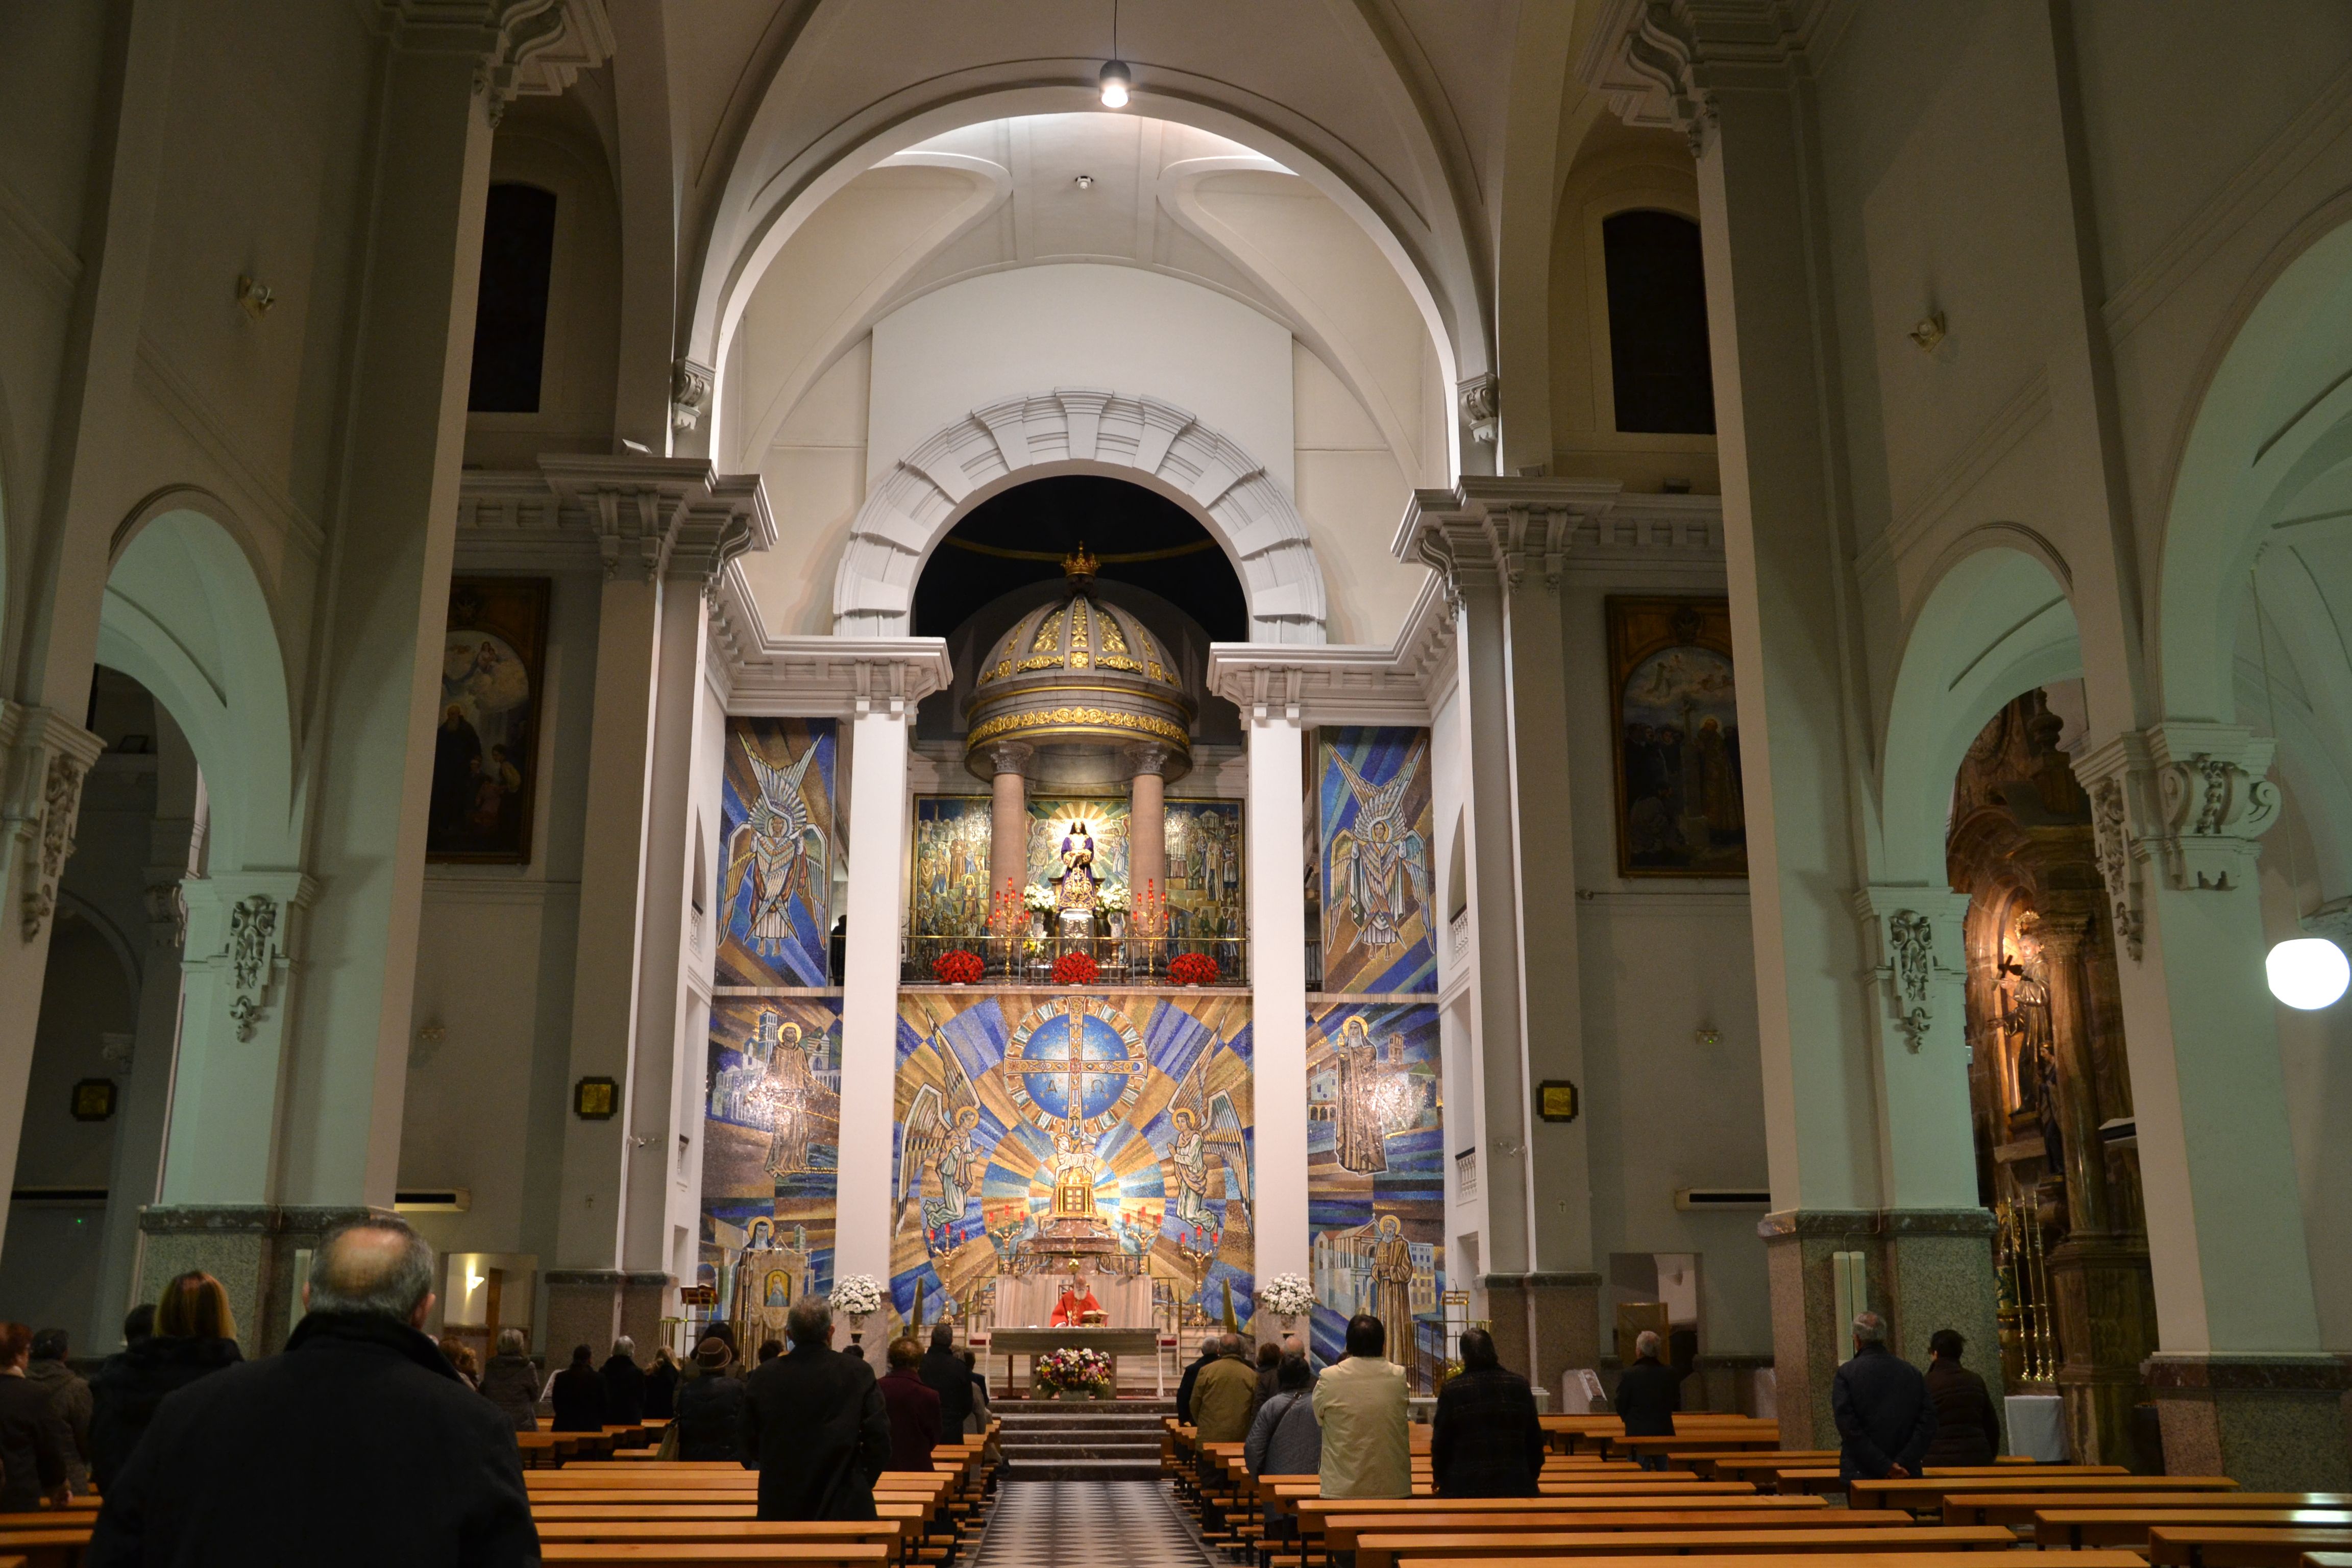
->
[714,625,953,719]
[456,457,775,584]
[1575,0,1845,151]
[1204,572,1456,726]
[1394,479,1724,603]
[379,1,615,121]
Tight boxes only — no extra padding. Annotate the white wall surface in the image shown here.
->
[866,262,1295,496]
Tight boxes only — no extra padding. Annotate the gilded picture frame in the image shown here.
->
[1606,596,1747,878]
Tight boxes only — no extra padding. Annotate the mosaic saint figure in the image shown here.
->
[898,1042,981,1250]
[1169,1106,1210,1229]
[1334,1016,1392,1175]
[1371,1213,1416,1366]
[1327,749,1429,950]
[761,1021,818,1177]
[725,732,826,958]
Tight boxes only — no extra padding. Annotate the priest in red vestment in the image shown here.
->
[1050,1284,1104,1326]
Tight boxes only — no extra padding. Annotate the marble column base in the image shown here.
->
[1479,1271,1600,1400]
[1761,1208,2002,1449]
[2144,1353,2352,1488]
[136,1204,383,1355]
[544,1269,673,1362]
[2047,1235,2159,1469]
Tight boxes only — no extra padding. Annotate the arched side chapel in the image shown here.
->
[0,0,2344,1496]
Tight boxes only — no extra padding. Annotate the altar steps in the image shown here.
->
[995,1400,1173,1483]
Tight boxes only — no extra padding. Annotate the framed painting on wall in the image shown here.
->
[1606,596,1746,878]
[428,576,550,864]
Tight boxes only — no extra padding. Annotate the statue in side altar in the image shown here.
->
[1052,820,1099,909]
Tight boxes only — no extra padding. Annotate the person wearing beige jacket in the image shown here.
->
[1312,1314,1409,1498]
[1189,1333,1262,1443]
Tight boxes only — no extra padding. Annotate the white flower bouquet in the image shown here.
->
[831,1273,884,1317]
[1036,1345,1115,1394]
[1022,883,1057,914]
[1097,883,1132,915]
[1260,1272,1316,1319]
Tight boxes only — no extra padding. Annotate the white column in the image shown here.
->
[834,687,916,1301]
[1246,712,1309,1286]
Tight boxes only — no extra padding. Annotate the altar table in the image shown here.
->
[991,1271,1153,1332]
[987,1326,1162,1396]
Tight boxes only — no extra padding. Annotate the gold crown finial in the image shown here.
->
[1062,543,1098,585]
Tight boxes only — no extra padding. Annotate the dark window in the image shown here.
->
[468,183,557,413]
[1602,209,1714,435]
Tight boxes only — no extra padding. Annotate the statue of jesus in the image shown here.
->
[1052,820,1099,909]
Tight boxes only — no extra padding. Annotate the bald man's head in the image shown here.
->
[306,1216,436,1327]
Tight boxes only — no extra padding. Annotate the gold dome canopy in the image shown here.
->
[964,546,1193,781]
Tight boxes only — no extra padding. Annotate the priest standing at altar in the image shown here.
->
[1050,1282,1104,1326]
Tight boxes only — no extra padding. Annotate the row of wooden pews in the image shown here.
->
[0,1422,999,1566]
[1164,1407,2352,1568]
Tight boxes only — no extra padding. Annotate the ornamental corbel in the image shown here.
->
[2087,775,2144,961]
[225,893,283,1042]
[1857,888,1966,1052]
[2,704,107,944]
[2146,725,2277,892]
[1458,374,1499,447]
[670,358,715,433]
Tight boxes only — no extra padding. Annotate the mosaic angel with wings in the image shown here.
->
[898,1039,981,1252]
[1327,748,1429,950]
[724,733,827,959]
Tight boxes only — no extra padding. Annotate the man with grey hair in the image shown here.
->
[601,1333,647,1424]
[741,1293,890,1520]
[87,1215,536,1565]
[1830,1310,1937,1483]
[1611,1328,1689,1466]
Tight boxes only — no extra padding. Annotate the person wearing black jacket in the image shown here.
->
[675,1337,750,1461]
[1428,1329,1546,1497]
[646,1346,682,1420]
[85,1215,536,1566]
[478,1329,542,1433]
[917,1325,973,1433]
[602,1336,648,1424]
[88,1274,244,1492]
[740,1295,890,1520]
[1921,1329,2001,1465]
[1832,1312,1938,1481]
[1612,1330,1690,1466]
[1174,1334,1219,1423]
[0,1322,74,1511]
[550,1344,608,1431]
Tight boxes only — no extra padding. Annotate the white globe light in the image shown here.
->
[2266,937,2351,1011]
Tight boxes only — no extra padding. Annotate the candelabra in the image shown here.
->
[1175,1228,1215,1326]
[1996,1198,2060,1383]
[1131,877,1167,978]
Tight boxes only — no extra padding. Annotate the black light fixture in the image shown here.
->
[1099,0,1131,107]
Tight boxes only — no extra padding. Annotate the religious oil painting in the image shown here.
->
[912,797,994,938]
[1607,596,1747,878]
[1307,1000,1443,1369]
[1163,801,1244,938]
[716,718,837,988]
[892,990,1255,1343]
[428,576,549,863]
[700,996,841,1346]
[1316,728,1436,993]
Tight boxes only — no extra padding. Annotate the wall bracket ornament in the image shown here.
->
[1,702,107,945]
[670,358,715,432]
[1857,889,1967,1053]
[1458,374,1500,447]
[226,894,283,1042]
[2088,776,2144,961]
[1886,910,1935,1051]
[2075,726,2278,912]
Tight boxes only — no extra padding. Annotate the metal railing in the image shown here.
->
[901,929,1248,987]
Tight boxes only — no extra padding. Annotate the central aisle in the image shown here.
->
[968,1481,1217,1568]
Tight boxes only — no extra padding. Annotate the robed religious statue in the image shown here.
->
[1053,820,1100,909]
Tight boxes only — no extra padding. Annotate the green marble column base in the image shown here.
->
[136,1204,383,1355]
[2144,1353,2352,1488]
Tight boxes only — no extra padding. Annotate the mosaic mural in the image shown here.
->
[1316,727,1436,994]
[893,989,1255,1331]
[716,718,836,988]
[1305,999,1442,1365]
[1163,801,1244,938]
[912,797,994,937]
[699,996,842,1343]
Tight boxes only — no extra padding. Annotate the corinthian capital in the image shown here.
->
[2073,724,2278,904]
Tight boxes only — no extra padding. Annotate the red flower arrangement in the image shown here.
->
[1051,951,1099,986]
[1168,952,1220,986]
[932,949,984,985]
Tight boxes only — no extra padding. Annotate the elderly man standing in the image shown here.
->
[1189,1332,1260,1443]
[1428,1328,1545,1496]
[1832,1311,1938,1482]
[86,1215,536,1565]
[1313,1314,1409,1498]
[742,1295,892,1520]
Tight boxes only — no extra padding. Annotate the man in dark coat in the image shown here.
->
[86,1215,535,1566]
[87,1311,241,1492]
[878,1337,943,1471]
[1921,1328,2001,1465]
[1428,1328,1546,1497]
[741,1294,891,1520]
[1612,1329,1690,1466]
[675,1337,750,1462]
[1174,1334,1219,1423]
[601,1336,648,1424]
[1831,1312,1938,1482]
[917,1325,973,1433]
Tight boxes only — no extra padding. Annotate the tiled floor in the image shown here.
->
[968,1480,1218,1568]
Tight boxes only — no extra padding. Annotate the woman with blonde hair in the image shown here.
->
[89,1272,243,1489]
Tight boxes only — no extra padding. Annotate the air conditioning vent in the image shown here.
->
[1674,1187,1769,1211]
[394,1188,471,1213]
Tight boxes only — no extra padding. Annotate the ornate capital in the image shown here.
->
[1395,478,1621,605]
[1123,742,1176,780]
[2075,725,2277,908]
[1457,374,1500,447]
[1,702,107,944]
[979,741,1036,779]
[670,357,716,433]
[183,873,319,1043]
[524,456,776,586]
[1855,888,1969,1054]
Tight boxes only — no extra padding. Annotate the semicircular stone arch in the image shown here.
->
[831,388,1328,644]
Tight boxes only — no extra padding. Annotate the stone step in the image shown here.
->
[999,1456,1166,1483]
[995,1424,1163,1438]
[997,1444,1163,1463]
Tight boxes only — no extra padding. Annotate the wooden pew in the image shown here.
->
[537,1523,902,1548]
[2147,1529,2352,1568]
[0,1533,84,1568]
[538,1545,893,1565]
[1355,1525,2016,1568]
[2037,1510,2352,1550]
[1390,1553,2147,1568]
[1775,1464,2125,1497]
[1322,1509,1914,1556]
[1280,1489,1819,1562]
[1942,1486,2280,1527]
[1842,1474,2240,1517]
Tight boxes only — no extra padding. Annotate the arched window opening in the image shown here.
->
[468,183,558,413]
[1602,210,1715,436]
